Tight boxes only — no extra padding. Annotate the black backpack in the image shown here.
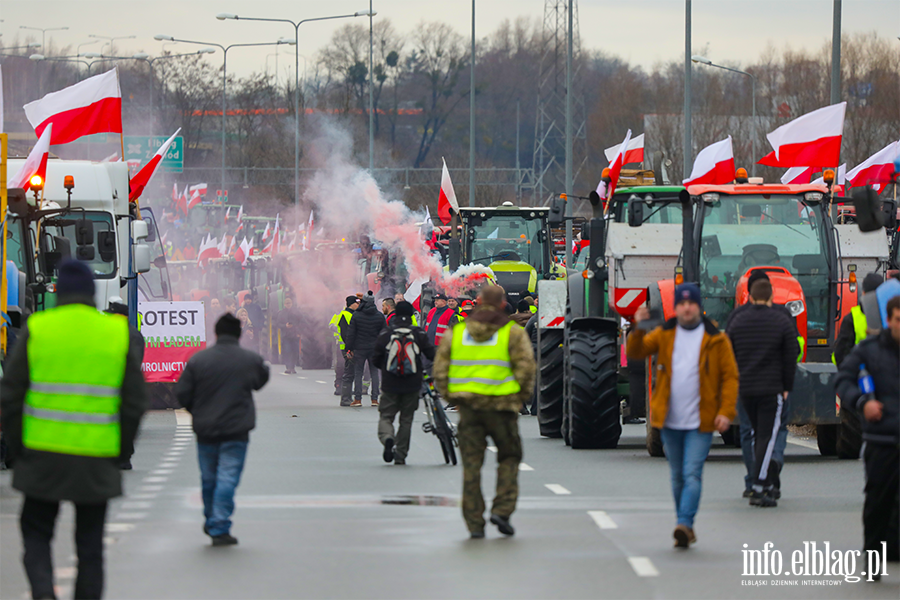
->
[385,327,420,376]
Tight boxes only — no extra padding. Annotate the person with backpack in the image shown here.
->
[372,301,435,464]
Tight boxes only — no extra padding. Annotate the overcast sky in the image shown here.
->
[2,0,898,83]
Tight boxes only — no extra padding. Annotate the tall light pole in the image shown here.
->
[692,55,757,175]
[830,0,842,105]
[683,0,692,180]
[564,0,573,267]
[155,35,295,199]
[89,34,136,55]
[134,49,217,132]
[19,25,68,51]
[77,39,99,56]
[469,0,475,207]
[368,0,375,173]
[216,10,373,204]
[2,43,41,52]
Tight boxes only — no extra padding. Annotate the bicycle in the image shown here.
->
[421,376,458,465]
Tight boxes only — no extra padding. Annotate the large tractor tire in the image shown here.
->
[566,328,622,449]
[537,329,565,438]
[816,424,838,456]
[836,410,863,459]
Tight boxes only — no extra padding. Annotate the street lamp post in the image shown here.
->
[19,25,68,51]
[692,55,758,176]
[368,0,374,173]
[215,9,373,204]
[77,39,99,56]
[155,34,295,199]
[88,34,137,56]
[1,43,41,52]
[469,0,475,207]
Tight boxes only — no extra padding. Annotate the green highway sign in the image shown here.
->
[124,136,184,173]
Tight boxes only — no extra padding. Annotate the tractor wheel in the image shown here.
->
[537,329,565,438]
[816,424,838,456]
[836,410,863,459]
[566,328,622,449]
[646,424,665,457]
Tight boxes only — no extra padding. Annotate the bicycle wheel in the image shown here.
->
[439,431,457,465]
[431,399,457,465]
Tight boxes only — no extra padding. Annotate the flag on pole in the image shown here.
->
[197,234,221,268]
[844,141,899,193]
[236,237,252,266]
[189,183,208,197]
[261,222,271,242]
[263,215,280,254]
[420,205,434,238]
[683,136,735,187]
[303,211,315,250]
[780,166,815,185]
[604,133,644,166]
[760,102,846,168]
[225,206,231,221]
[187,189,203,211]
[9,124,52,192]
[23,68,123,145]
[128,128,181,202]
[600,129,632,200]
[437,157,459,225]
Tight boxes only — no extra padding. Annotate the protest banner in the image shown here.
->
[138,301,206,383]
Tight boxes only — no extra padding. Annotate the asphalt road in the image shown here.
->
[2,368,897,599]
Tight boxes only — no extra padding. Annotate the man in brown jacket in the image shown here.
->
[434,286,536,538]
[627,283,738,549]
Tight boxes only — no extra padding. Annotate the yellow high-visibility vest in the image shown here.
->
[24,304,129,457]
[831,306,867,365]
[448,322,521,396]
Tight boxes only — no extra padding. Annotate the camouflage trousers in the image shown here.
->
[457,406,522,533]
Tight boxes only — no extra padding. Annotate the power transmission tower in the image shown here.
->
[532,0,588,208]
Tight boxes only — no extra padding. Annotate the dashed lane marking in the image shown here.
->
[587,510,618,529]
[487,446,497,453]
[142,477,168,483]
[138,485,163,492]
[151,469,174,475]
[113,512,147,521]
[120,501,152,510]
[298,376,307,380]
[105,523,136,533]
[544,484,571,495]
[315,380,328,384]
[628,557,659,577]
[126,494,157,500]
[519,463,534,471]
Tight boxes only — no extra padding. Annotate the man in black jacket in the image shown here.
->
[346,292,386,407]
[726,278,799,508]
[833,273,882,366]
[1,260,148,600]
[277,296,300,374]
[175,314,270,546]
[372,301,435,464]
[835,295,900,565]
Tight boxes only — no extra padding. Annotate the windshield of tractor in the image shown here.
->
[698,194,830,335]
[467,215,546,273]
[6,218,33,276]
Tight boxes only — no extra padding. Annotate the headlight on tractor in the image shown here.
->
[786,300,805,317]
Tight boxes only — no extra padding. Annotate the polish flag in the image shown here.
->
[844,141,899,194]
[780,166,815,185]
[812,164,847,186]
[217,235,229,257]
[189,183,208,197]
[235,237,252,266]
[302,211,314,250]
[197,234,221,268]
[683,136,735,187]
[601,129,632,200]
[225,206,231,221]
[9,124,52,192]
[604,133,644,166]
[23,68,122,145]
[763,102,846,168]
[128,128,181,202]
[227,236,236,256]
[261,222,271,242]
[263,215,280,254]
[437,157,459,225]
[187,189,203,211]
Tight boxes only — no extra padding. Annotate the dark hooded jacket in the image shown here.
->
[372,315,435,394]
[345,296,387,355]
[835,329,899,445]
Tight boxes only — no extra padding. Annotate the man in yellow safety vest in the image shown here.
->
[1,260,147,600]
[833,273,883,366]
[433,285,535,539]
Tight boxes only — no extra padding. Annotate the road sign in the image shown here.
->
[124,136,184,173]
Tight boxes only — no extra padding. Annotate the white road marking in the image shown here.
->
[159,462,178,468]
[315,380,327,384]
[487,446,497,453]
[174,434,193,439]
[142,477,168,483]
[518,463,534,471]
[587,510,618,529]
[126,494,157,500]
[174,410,192,426]
[298,376,307,380]
[544,484,571,495]
[151,469,174,475]
[114,512,147,520]
[628,557,659,577]
[120,501,152,510]
[786,433,819,450]
[138,485,163,492]
[105,523,136,533]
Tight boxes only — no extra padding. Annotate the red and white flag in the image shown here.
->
[263,215,280,254]
[302,211,314,250]
[9,124,52,192]
[235,237,252,266]
[683,136,735,187]
[217,235,228,257]
[225,206,231,221]
[600,129,632,200]
[128,128,181,202]
[227,236,236,256]
[261,222,271,241]
[844,141,899,194]
[23,68,122,145]
[197,234,221,268]
[189,183,208,197]
[761,102,846,168]
[438,157,459,225]
[604,133,644,166]
[187,189,203,211]
[812,164,847,186]
[780,166,815,185]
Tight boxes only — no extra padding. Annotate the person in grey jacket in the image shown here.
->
[175,313,270,546]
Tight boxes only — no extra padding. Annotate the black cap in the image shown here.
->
[57,260,95,299]
[396,301,414,317]
[433,293,447,300]
[346,296,359,307]
[517,299,531,312]
[862,273,883,294]
[215,313,242,338]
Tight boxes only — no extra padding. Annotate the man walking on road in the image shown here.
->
[336,296,359,406]
[726,278,799,508]
[175,314,270,547]
[372,301,435,464]
[434,285,535,539]
[277,296,300,374]
[1,260,148,599]
[346,292,386,407]
[835,295,900,567]
[628,283,738,549]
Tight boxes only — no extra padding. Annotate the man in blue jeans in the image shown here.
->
[628,283,739,548]
[176,314,270,546]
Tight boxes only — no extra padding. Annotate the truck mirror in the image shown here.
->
[7,188,28,217]
[548,196,565,226]
[627,195,644,227]
[851,186,885,232]
[131,219,149,241]
[76,246,96,261]
[98,231,116,262]
[880,199,897,231]
[75,219,94,246]
[588,190,601,207]
[133,244,152,274]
